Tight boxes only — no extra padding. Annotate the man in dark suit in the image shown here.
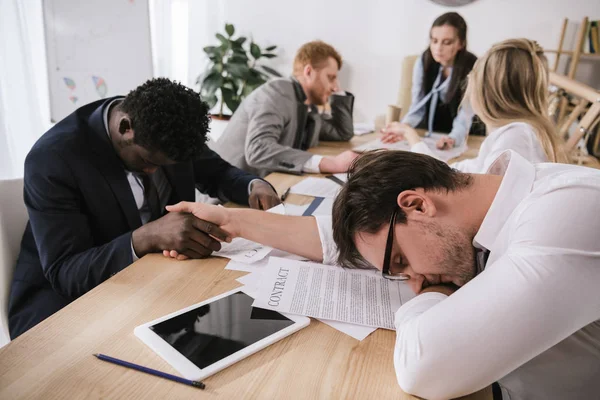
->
[8,78,280,338]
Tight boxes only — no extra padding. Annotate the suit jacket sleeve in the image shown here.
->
[319,92,355,141]
[244,101,314,175]
[193,145,259,205]
[24,148,133,301]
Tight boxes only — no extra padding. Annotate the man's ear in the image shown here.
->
[118,117,132,136]
[397,189,436,218]
[303,64,313,79]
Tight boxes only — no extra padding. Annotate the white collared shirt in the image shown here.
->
[315,150,600,398]
[410,121,548,173]
[316,122,549,265]
[392,151,600,399]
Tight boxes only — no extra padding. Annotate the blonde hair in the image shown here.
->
[466,38,568,163]
[293,40,342,76]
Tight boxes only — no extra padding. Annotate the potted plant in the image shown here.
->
[197,23,281,120]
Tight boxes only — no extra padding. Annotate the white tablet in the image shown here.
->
[134,288,310,380]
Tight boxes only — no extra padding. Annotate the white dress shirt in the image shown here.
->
[393,151,600,399]
[411,121,547,173]
[314,147,599,398]
[316,122,549,265]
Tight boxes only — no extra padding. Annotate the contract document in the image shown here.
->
[253,257,415,330]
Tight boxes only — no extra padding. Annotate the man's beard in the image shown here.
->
[424,220,477,287]
[307,87,327,106]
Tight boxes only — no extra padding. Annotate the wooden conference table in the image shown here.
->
[0,133,489,400]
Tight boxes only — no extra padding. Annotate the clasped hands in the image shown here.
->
[132,181,277,260]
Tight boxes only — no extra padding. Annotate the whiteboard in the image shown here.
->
[43,0,153,122]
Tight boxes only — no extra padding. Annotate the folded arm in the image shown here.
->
[319,92,355,141]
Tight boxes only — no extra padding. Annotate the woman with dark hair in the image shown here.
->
[382,12,479,150]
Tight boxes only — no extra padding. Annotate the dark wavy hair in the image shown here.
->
[422,12,470,102]
[119,78,210,162]
[332,150,472,269]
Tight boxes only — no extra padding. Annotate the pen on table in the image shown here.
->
[280,187,291,201]
[93,353,205,390]
[325,175,345,186]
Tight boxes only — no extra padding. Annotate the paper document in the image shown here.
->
[214,238,272,264]
[354,122,375,135]
[236,261,376,341]
[253,257,415,329]
[283,203,310,216]
[289,177,341,198]
[301,197,334,217]
[226,249,308,272]
[354,133,467,162]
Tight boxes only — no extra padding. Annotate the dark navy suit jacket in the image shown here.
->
[8,97,260,338]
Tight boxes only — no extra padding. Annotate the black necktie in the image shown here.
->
[476,247,490,273]
[142,173,161,222]
[301,111,316,150]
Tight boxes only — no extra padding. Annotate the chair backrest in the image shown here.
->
[396,55,419,120]
[0,178,28,347]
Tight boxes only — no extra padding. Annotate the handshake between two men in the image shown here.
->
[131,180,281,260]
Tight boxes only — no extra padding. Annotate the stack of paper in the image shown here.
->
[235,256,380,341]
[253,257,415,330]
[354,122,375,135]
[218,204,381,340]
[354,132,467,162]
[289,177,341,198]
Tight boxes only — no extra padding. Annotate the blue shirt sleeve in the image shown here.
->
[448,99,475,146]
[401,56,426,127]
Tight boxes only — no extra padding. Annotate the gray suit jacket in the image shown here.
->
[211,77,354,177]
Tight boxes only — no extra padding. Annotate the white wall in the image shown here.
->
[189,0,599,122]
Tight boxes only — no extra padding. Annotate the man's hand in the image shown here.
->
[249,180,281,210]
[161,202,237,261]
[436,136,455,150]
[318,150,360,173]
[132,211,231,260]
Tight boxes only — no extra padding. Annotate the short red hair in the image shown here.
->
[293,41,342,76]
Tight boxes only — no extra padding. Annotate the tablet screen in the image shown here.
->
[149,291,294,369]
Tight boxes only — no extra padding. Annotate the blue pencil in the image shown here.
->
[93,353,205,389]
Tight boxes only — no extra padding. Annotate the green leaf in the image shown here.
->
[221,87,241,114]
[250,43,261,59]
[226,63,250,79]
[235,36,247,45]
[216,33,229,46]
[203,94,218,109]
[261,53,277,59]
[265,45,277,51]
[260,65,282,77]
[203,46,219,55]
[201,71,223,94]
[225,23,235,37]
[229,53,249,64]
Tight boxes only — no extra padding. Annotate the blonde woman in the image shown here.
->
[381,38,568,172]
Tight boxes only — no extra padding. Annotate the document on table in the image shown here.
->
[226,249,307,272]
[301,197,334,217]
[289,177,341,198]
[354,132,467,162]
[354,122,375,135]
[214,204,286,264]
[236,260,376,341]
[253,257,415,330]
[214,238,272,263]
